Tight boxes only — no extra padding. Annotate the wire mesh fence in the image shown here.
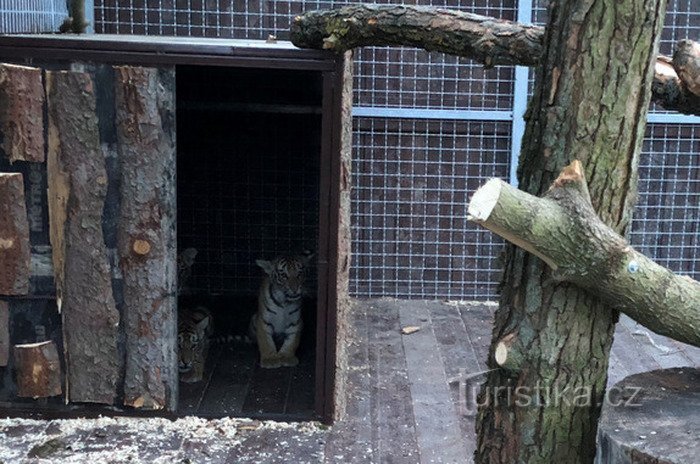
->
[631,124,699,278]
[351,118,511,299]
[76,0,700,299]
[0,0,67,32]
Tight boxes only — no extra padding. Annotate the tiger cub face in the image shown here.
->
[178,306,213,383]
[256,252,314,302]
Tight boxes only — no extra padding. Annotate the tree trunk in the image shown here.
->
[291,2,667,462]
[469,161,700,348]
[475,0,666,461]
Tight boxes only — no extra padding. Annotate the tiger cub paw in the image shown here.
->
[279,355,299,367]
[260,357,282,369]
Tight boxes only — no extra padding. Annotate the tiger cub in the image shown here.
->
[250,251,314,369]
[178,305,213,383]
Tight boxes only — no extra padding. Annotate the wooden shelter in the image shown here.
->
[0,35,352,423]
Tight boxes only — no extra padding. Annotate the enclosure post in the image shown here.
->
[508,0,533,186]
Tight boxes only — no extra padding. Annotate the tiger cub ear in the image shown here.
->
[300,249,315,265]
[256,259,274,275]
[195,315,210,332]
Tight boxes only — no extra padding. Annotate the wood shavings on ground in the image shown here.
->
[401,326,421,335]
[0,416,326,463]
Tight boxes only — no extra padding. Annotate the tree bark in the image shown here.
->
[469,161,700,348]
[115,66,177,411]
[291,5,698,116]
[14,340,62,398]
[46,70,121,405]
[292,5,541,67]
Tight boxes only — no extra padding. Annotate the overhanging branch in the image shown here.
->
[467,161,700,348]
[291,5,700,116]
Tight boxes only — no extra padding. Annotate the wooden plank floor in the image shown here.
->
[178,343,315,419]
[330,299,700,464]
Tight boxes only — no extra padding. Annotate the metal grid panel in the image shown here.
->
[630,124,699,280]
[94,0,516,111]
[177,113,321,296]
[0,0,67,32]
[176,67,322,296]
[352,0,516,110]
[351,117,511,299]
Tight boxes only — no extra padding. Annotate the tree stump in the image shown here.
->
[597,368,699,463]
[14,341,63,398]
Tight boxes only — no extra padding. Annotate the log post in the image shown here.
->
[14,340,62,398]
[596,368,699,464]
[468,161,700,348]
[0,173,31,296]
[0,301,8,366]
[0,63,45,163]
[46,70,121,405]
[115,66,177,411]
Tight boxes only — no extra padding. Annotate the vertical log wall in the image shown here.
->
[46,70,121,405]
[0,60,178,411]
[0,173,31,296]
[330,51,354,421]
[114,66,177,411]
[0,301,8,366]
[0,64,44,163]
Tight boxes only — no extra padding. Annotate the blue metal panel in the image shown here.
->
[352,106,512,121]
[508,0,534,186]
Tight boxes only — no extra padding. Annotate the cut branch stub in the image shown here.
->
[494,332,525,372]
[468,161,700,348]
[673,39,700,97]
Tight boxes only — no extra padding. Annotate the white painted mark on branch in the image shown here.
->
[627,260,639,273]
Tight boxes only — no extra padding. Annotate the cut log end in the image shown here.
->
[14,340,63,398]
[467,178,503,222]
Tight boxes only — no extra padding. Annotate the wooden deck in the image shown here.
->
[178,342,315,420]
[326,299,700,463]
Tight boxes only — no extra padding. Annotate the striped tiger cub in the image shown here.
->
[250,250,314,369]
[178,305,213,383]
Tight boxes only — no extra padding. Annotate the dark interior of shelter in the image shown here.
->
[176,65,323,419]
